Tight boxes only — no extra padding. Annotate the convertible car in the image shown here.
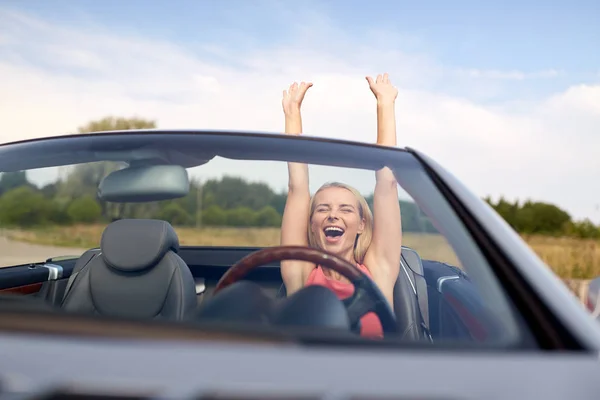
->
[0,130,600,399]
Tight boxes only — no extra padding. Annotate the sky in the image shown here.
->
[0,0,600,221]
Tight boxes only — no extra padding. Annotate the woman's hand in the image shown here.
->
[366,73,398,105]
[282,81,313,116]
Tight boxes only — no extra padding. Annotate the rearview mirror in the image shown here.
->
[98,164,190,202]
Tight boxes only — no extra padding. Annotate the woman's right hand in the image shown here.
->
[282,81,313,117]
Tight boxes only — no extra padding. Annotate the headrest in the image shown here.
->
[101,219,180,272]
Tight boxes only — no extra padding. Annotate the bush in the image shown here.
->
[201,205,227,226]
[67,195,102,223]
[254,206,282,227]
[0,187,54,227]
[225,207,256,227]
[155,203,192,226]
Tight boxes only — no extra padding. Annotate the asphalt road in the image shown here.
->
[0,236,86,267]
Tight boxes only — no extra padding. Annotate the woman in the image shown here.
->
[280,74,403,338]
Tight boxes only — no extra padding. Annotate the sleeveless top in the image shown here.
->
[305,264,384,339]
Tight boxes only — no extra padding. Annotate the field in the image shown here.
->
[5,224,600,281]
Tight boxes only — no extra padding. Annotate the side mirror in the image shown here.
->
[586,276,600,320]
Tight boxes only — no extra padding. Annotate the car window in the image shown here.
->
[0,154,524,346]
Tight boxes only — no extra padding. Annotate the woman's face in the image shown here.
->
[310,186,365,259]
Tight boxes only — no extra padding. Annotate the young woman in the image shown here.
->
[280,74,403,338]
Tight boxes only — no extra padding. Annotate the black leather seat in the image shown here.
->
[61,219,197,321]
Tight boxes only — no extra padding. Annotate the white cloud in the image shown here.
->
[455,68,562,80]
[1,8,600,222]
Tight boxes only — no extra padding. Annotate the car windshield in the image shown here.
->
[0,132,525,347]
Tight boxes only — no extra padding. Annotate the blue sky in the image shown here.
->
[10,0,599,73]
[1,0,599,221]
[5,0,599,105]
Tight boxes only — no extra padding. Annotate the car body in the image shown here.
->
[1,130,600,399]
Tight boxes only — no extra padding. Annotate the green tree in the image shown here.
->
[254,205,282,227]
[565,219,600,239]
[201,205,227,226]
[201,176,277,211]
[57,116,158,220]
[515,201,571,235]
[0,171,35,196]
[226,207,256,227]
[365,195,428,233]
[76,116,156,133]
[0,187,54,227]
[155,203,192,226]
[67,196,102,223]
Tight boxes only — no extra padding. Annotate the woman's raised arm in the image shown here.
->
[279,82,316,295]
[363,73,403,308]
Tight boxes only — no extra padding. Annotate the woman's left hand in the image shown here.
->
[366,73,398,104]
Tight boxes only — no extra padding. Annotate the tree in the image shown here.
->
[58,116,158,220]
[226,207,256,227]
[76,116,156,133]
[0,171,35,196]
[67,196,102,223]
[201,205,227,226]
[254,206,282,227]
[0,187,55,227]
[155,203,192,226]
[514,201,571,235]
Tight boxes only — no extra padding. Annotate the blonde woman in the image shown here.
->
[280,74,402,338]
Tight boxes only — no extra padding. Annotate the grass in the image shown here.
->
[7,224,600,280]
[5,224,460,264]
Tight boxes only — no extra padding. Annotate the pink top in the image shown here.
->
[305,264,384,339]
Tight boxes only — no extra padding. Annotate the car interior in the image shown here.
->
[0,136,511,345]
[0,213,502,344]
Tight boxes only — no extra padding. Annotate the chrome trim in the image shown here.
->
[195,278,206,295]
[437,275,459,292]
[400,260,417,294]
[40,263,64,281]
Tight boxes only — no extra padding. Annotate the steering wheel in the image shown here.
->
[214,246,398,335]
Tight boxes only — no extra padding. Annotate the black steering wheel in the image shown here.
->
[214,245,399,335]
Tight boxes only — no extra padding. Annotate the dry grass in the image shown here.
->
[523,235,600,280]
[5,225,600,280]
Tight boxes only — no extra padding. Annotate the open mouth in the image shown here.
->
[323,226,345,242]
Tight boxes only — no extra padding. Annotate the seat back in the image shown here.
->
[397,247,430,340]
[61,219,197,321]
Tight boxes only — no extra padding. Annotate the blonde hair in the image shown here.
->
[307,182,373,264]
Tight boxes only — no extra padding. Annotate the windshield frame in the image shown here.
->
[0,130,530,348]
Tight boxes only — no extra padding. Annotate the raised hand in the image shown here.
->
[366,73,398,104]
[282,81,313,116]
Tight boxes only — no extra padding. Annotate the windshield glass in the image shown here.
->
[1,158,457,265]
[0,133,524,347]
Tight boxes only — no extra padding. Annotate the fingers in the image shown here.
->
[367,73,392,86]
[299,81,313,95]
[284,81,312,94]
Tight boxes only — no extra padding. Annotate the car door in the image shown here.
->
[0,254,87,307]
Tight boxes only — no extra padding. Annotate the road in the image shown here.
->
[0,236,86,267]
[0,235,591,305]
